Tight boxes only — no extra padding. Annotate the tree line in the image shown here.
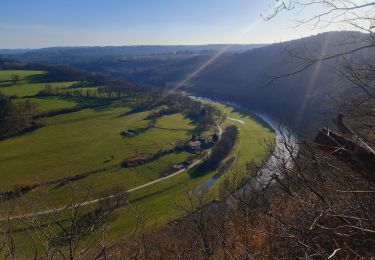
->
[0,92,41,139]
[1,57,148,100]
[37,83,124,99]
[193,125,238,175]
[137,91,226,132]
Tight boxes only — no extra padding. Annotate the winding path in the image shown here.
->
[228,117,245,124]
[4,106,292,221]
[3,96,285,222]
[3,124,224,221]
[3,158,205,221]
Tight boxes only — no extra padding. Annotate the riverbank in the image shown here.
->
[190,95,298,193]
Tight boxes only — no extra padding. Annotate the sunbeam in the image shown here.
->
[167,18,262,94]
[295,32,333,129]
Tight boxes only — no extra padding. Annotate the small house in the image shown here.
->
[121,129,137,136]
[187,141,202,153]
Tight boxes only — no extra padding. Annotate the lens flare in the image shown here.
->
[173,19,261,91]
[295,33,333,127]
[152,17,263,101]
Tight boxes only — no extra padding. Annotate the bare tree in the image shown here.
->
[0,184,128,259]
[263,1,375,89]
[0,202,17,259]
[10,74,19,85]
[264,1,375,34]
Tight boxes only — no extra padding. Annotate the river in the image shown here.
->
[189,95,298,193]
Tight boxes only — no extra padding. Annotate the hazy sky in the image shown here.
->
[0,0,339,48]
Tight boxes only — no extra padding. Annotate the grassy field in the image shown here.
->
[0,70,46,86]
[14,96,79,112]
[0,70,275,256]
[214,102,275,171]
[0,106,195,192]
[0,69,78,97]
[0,70,195,193]
[105,101,275,236]
[14,96,111,113]
[9,151,195,213]
[0,81,77,97]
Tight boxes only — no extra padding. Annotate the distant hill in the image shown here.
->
[4,44,266,62]
[184,31,374,135]
[0,57,136,89]
[0,49,31,55]
[3,44,265,86]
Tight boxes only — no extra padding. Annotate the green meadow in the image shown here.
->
[0,106,195,191]
[0,70,46,85]
[14,96,79,112]
[0,81,77,97]
[106,101,275,236]
[0,70,275,253]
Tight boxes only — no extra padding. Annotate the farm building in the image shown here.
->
[121,129,137,136]
[186,141,202,153]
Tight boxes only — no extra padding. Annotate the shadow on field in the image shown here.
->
[0,82,15,87]
[116,109,138,118]
[129,182,182,204]
[189,168,211,179]
[152,126,193,132]
[26,73,49,83]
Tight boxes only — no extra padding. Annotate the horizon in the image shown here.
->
[1,30,360,50]
[0,0,346,49]
[0,43,267,50]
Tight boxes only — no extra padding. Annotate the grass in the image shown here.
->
[0,70,276,255]
[0,70,196,198]
[0,70,46,86]
[0,105,195,192]
[9,151,195,213]
[108,166,214,235]
[14,96,80,112]
[13,96,110,113]
[5,103,275,257]
[0,81,77,97]
[216,102,275,170]
[99,100,275,238]
[156,113,195,130]
[0,69,78,97]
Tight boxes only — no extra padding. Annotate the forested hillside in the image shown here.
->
[187,31,374,135]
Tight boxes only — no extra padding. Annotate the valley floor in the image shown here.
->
[0,70,275,255]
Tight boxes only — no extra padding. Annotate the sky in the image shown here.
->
[0,0,340,48]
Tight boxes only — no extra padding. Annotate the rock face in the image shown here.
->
[315,128,375,179]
